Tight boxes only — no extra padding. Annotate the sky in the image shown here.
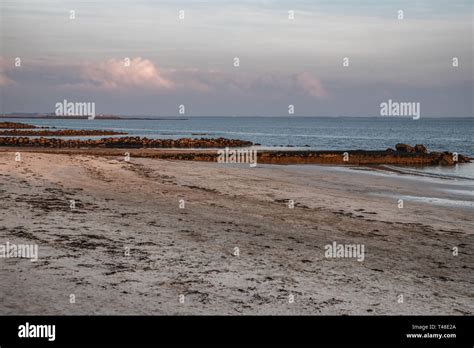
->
[0,0,472,117]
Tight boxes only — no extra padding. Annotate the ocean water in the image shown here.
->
[3,116,473,155]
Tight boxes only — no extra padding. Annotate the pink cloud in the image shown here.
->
[295,72,328,99]
[0,57,15,87]
[61,58,329,100]
[80,57,174,90]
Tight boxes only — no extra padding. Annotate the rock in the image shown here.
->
[458,154,470,163]
[0,129,126,136]
[414,144,428,154]
[0,138,469,166]
[395,143,415,153]
[0,136,253,149]
[439,153,455,165]
[0,122,37,129]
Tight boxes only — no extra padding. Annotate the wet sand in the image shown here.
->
[0,151,472,315]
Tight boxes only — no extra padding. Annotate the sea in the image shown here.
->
[2,116,473,181]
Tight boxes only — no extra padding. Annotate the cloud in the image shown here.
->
[0,57,15,87]
[166,68,218,93]
[170,69,330,99]
[79,57,175,90]
[74,59,237,94]
[51,58,329,100]
[295,72,328,99]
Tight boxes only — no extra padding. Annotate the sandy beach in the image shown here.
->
[0,150,472,315]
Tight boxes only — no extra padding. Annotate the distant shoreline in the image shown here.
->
[1,115,472,120]
[0,115,188,120]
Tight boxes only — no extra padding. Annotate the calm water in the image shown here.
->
[3,116,473,156]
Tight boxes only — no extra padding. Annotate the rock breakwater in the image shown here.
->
[0,136,254,149]
[0,129,126,136]
[0,122,38,129]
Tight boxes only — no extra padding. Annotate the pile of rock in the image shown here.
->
[256,148,470,166]
[115,145,470,166]
[388,143,469,165]
[0,129,126,136]
[392,143,428,154]
[0,136,253,149]
[0,122,38,129]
